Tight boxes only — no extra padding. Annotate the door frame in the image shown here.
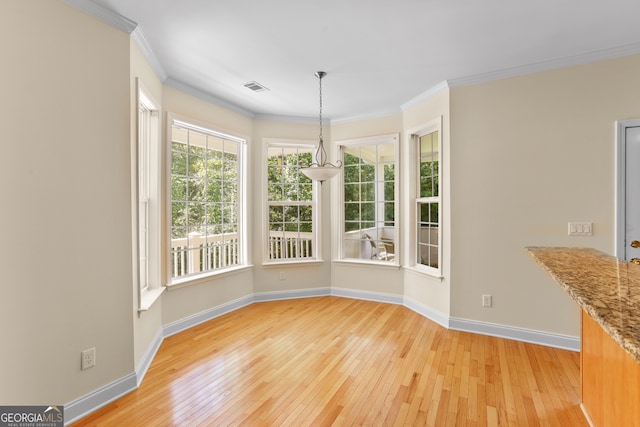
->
[615,118,640,259]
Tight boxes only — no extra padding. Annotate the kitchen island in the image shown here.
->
[528,247,640,427]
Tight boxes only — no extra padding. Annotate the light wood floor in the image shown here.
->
[72,296,587,426]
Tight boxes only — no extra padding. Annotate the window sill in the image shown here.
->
[333,259,401,270]
[167,265,254,291]
[262,259,324,267]
[403,265,444,280]
[138,286,165,312]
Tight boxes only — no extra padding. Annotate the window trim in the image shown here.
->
[262,138,321,265]
[166,113,249,286]
[335,133,399,265]
[408,117,443,277]
[136,79,164,311]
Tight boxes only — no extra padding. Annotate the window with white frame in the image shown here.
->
[169,117,245,281]
[416,129,441,271]
[339,135,398,263]
[266,141,317,262]
[136,82,162,310]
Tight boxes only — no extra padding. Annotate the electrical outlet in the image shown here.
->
[482,294,493,307]
[81,347,96,370]
[279,271,286,280]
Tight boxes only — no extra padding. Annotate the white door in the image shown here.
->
[617,121,640,261]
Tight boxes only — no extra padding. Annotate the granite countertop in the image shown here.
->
[527,247,640,364]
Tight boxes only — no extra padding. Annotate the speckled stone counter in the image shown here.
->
[527,247,640,364]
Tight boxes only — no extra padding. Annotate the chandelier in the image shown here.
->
[300,71,342,183]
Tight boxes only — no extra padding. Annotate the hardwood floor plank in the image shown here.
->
[71,297,586,426]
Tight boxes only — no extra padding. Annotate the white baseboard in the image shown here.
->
[449,317,580,352]
[331,287,404,305]
[66,288,580,425]
[403,296,450,329]
[135,329,164,387]
[254,287,330,302]
[64,372,137,425]
[162,294,255,338]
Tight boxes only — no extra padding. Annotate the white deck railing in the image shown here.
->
[268,231,313,260]
[171,231,313,278]
[171,231,239,278]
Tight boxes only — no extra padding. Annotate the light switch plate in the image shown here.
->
[568,222,593,236]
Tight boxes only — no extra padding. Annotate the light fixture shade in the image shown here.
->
[302,71,342,183]
[300,165,341,183]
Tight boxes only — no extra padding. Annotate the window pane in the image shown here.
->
[284,205,298,222]
[187,178,204,201]
[300,205,312,222]
[170,124,243,279]
[340,138,396,262]
[187,154,204,176]
[172,176,187,201]
[269,205,283,223]
[361,203,375,221]
[344,183,360,202]
[344,165,359,183]
[266,144,316,261]
[207,179,221,200]
[222,182,237,202]
[344,150,360,165]
[299,152,312,167]
[361,183,375,201]
[188,202,205,226]
[223,160,238,181]
[268,184,283,201]
[284,222,298,232]
[384,202,394,226]
[206,158,223,179]
[172,202,186,227]
[171,150,187,175]
[384,181,394,201]
[416,129,440,271]
[345,203,359,221]
[361,164,375,182]
[299,184,312,201]
[207,203,222,225]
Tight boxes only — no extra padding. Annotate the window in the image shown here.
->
[416,129,441,272]
[169,117,246,282]
[266,141,317,262]
[136,82,162,310]
[339,134,398,263]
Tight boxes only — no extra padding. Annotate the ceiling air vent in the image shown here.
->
[243,81,269,92]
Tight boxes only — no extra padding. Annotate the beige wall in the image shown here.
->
[0,0,133,404]
[449,55,640,334]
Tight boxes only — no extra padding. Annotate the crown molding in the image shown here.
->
[64,0,137,33]
[330,107,402,125]
[400,80,450,111]
[254,114,317,124]
[131,27,167,81]
[164,78,256,119]
[449,42,640,88]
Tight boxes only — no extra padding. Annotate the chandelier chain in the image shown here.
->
[318,74,323,142]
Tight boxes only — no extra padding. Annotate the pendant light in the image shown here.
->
[300,71,342,183]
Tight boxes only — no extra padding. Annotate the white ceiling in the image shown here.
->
[79,0,640,122]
